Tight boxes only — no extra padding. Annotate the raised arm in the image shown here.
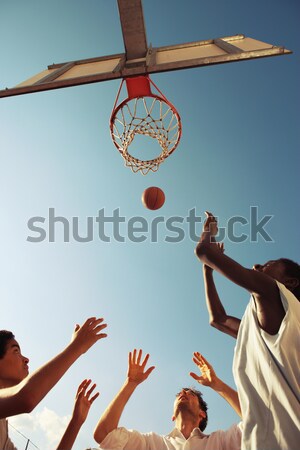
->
[203,243,240,339]
[195,212,285,334]
[0,317,107,419]
[56,379,99,450]
[93,349,155,445]
[190,352,241,418]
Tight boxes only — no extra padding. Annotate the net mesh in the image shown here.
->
[110,95,181,175]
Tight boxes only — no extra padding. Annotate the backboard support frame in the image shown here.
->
[0,0,292,98]
[0,34,291,98]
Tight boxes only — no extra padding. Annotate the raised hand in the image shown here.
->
[93,349,155,445]
[56,379,99,450]
[195,211,220,259]
[72,379,99,424]
[190,352,241,417]
[71,317,108,356]
[127,349,155,385]
[190,352,220,389]
[203,211,218,236]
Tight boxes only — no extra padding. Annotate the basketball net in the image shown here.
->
[110,75,181,175]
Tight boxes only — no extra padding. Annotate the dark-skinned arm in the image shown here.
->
[203,263,240,338]
[196,212,285,335]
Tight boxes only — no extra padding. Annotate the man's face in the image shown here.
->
[172,388,204,422]
[0,339,29,388]
[253,259,287,282]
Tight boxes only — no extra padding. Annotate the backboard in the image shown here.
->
[0,0,292,99]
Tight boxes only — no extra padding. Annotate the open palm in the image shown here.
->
[127,349,155,384]
[190,352,218,388]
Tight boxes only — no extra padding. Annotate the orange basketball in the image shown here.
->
[142,186,165,210]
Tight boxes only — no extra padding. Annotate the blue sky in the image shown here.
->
[0,1,299,449]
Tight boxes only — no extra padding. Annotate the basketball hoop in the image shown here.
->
[110,75,181,175]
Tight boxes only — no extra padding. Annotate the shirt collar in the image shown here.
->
[167,427,208,439]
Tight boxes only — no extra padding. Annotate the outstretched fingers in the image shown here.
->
[78,379,99,400]
[137,349,142,365]
[127,349,155,384]
[86,383,100,403]
[88,317,108,338]
[190,371,201,381]
[76,379,90,396]
[144,363,155,376]
[141,352,150,368]
[71,317,108,355]
[190,372,206,385]
[130,349,149,366]
[193,352,208,366]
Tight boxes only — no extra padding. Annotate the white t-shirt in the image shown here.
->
[233,281,300,450]
[97,423,242,450]
[0,419,17,450]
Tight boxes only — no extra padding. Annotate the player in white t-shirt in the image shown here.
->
[93,349,242,450]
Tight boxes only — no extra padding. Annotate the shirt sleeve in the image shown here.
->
[99,427,148,450]
[222,422,242,450]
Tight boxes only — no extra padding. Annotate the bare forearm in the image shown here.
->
[213,379,242,418]
[203,266,227,322]
[0,343,81,418]
[20,343,82,407]
[203,266,240,338]
[56,417,83,450]
[94,379,138,444]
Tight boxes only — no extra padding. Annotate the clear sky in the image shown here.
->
[0,1,299,449]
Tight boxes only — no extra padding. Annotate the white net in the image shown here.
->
[110,95,181,175]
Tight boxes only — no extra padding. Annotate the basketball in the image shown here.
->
[142,186,165,210]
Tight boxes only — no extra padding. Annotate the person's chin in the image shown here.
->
[177,402,190,412]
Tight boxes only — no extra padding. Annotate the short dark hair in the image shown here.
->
[181,387,208,431]
[0,330,15,359]
[280,258,300,300]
